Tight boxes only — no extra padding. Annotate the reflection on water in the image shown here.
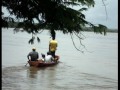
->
[2,29,118,90]
[2,63,118,90]
[27,64,59,79]
[27,67,39,78]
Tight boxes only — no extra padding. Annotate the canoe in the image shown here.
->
[28,55,60,67]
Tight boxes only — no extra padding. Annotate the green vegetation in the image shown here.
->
[2,0,108,52]
[82,27,118,33]
[6,22,117,33]
[2,0,107,35]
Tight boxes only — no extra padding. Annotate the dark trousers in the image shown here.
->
[50,51,55,58]
[31,58,38,61]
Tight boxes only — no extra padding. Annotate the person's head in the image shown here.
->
[47,52,51,55]
[52,36,55,40]
[41,53,45,58]
[51,30,56,40]
[32,47,36,51]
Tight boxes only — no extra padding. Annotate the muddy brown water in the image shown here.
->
[2,28,118,90]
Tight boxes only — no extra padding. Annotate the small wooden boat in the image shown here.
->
[28,55,60,67]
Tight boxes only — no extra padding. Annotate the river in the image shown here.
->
[2,28,118,90]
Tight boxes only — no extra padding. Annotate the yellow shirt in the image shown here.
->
[49,40,58,51]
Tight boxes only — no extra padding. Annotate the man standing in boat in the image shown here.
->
[49,33,58,60]
[27,47,39,61]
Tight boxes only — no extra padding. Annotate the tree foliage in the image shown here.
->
[2,0,107,51]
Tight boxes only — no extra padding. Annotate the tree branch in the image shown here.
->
[102,0,108,20]
[70,33,84,53]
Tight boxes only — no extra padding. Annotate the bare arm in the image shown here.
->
[27,54,30,60]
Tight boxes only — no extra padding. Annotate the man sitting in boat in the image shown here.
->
[41,53,45,61]
[41,52,54,63]
[27,47,39,61]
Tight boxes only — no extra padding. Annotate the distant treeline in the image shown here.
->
[82,27,118,33]
[7,22,118,33]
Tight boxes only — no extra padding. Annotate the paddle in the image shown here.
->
[25,59,29,66]
[25,62,28,66]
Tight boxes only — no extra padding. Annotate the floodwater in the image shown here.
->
[2,28,118,90]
